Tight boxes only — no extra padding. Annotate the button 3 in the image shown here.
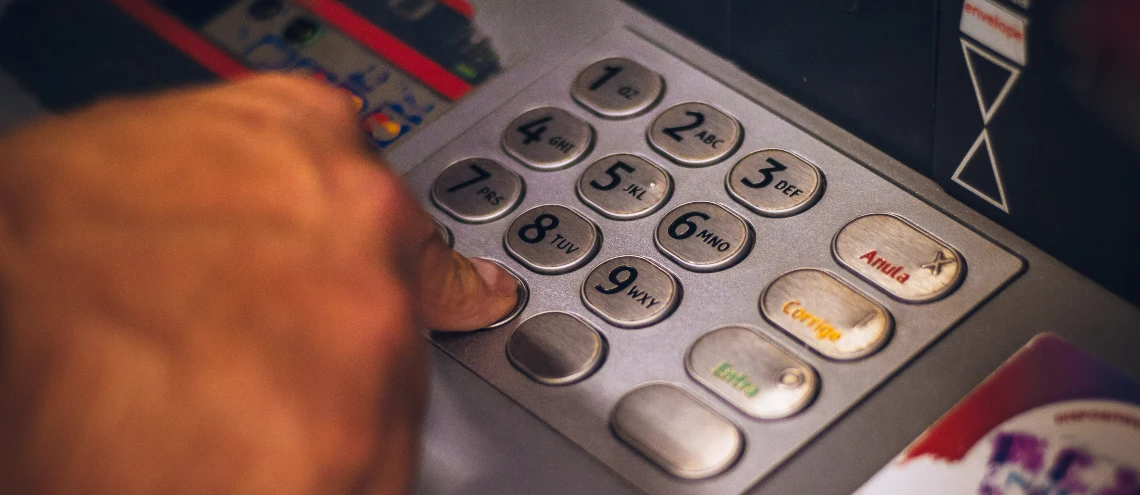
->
[655,202,752,272]
[577,154,672,220]
[760,269,892,360]
[572,57,664,119]
[504,205,601,275]
[647,102,742,166]
[833,214,965,303]
[686,326,818,419]
[507,311,606,385]
[727,149,825,217]
[503,107,594,170]
[582,256,680,328]
[611,382,742,479]
[431,158,524,223]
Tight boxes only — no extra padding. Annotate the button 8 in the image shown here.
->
[577,154,672,220]
[503,107,594,170]
[648,102,741,166]
[431,158,524,223]
[572,57,664,119]
[505,205,601,274]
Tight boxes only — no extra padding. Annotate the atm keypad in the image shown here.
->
[505,205,601,274]
[577,154,672,220]
[654,202,753,272]
[431,158,523,223]
[648,102,742,166]
[503,106,594,170]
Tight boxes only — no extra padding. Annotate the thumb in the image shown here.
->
[416,243,521,332]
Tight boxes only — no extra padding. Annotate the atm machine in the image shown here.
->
[1,1,1138,494]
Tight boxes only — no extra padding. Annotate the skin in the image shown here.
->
[0,74,519,494]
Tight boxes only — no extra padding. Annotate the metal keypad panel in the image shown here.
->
[403,27,1023,495]
[503,106,594,170]
[505,205,601,274]
[431,158,524,223]
[572,57,665,119]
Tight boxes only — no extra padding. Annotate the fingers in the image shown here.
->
[414,235,520,331]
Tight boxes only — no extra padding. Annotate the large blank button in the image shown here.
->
[727,149,825,217]
[654,202,752,272]
[761,269,892,360]
[582,256,680,328]
[611,383,743,479]
[687,326,818,419]
[431,158,524,223]
[505,205,601,274]
[577,154,672,220]
[507,312,606,385]
[572,57,664,119]
[647,102,741,166]
[503,107,594,170]
[833,214,965,303]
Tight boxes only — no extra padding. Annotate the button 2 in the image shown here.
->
[572,57,664,119]
[760,269,892,360]
[655,202,752,272]
[503,107,594,170]
[611,383,743,479]
[833,214,965,303]
[582,256,680,328]
[727,150,825,217]
[431,158,524,223]
[577,154,672,220]
[687,326,818,419]
[507,311,606,385]
[648,102,741,167]
[505,205,601,275]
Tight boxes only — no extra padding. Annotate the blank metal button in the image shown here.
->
[727,150,825,217]
[577,154,672,220]
[611,383,742,479]
[647,102,742,167]
[582,256,680,328]
[431,158,523,223]
[505,205,600,274]
[507,312,606,385]
[572,57,664,119]
[833,214,965,303]
[655,202,752,272]
[761,269,892,361]
[503,107,593,170]
[687,326,818,419]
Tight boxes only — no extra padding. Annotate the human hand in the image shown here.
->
[0,74,518,494]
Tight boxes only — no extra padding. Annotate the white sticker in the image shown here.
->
[960,0,1028,66]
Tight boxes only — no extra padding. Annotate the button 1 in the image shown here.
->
[477,259,529,329]
[611,383,742,479]
[582,256,680,328]
[647,102,742,166]
[503,107,594,170]
[507,312,606,385]
[504,205,601,274]
[833,214,965,303]
[726,150,825,217]
[433,219,454,247]
[431,158,524,223]
[760,269,892,360]
[572,57,664,119]
[655,202,752,272]
[577,154,673,220]
[686,326,818,419]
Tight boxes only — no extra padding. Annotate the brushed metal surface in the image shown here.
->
[431,158,524,223]
[572,57,665,119]
[761,269,893,361]
[654,202,753,272]
[726,149,825,218]
[577,153,673,220]
[504,205,601,274]
[502,106,594,170]
[581,256,681,328]
[507,311,607,385]
[611,382,743,479]
[686,326,818,419]
[833,214,965,303]
[647,102,742,166]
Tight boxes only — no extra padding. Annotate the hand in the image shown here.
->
[0,74,518,494]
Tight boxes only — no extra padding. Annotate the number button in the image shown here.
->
[503,107,594,170]
[571,57,664,119]
[577,154,673,220]
[505,205,601,274]
[648,102,742,166]
[431,158,524,223]
[582,256,681,328]
[727,150,825,217]
[655,202,753,272]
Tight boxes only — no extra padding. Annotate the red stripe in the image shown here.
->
[298,0,471,101]
[105,0,251,80]
[438,0,474,18]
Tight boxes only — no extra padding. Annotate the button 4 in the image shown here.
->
[577,154,672,220]
[654,202,753,272]
[431,158,524,223]
[503,107,594,170]
[505,205,601,275]
[582,256,681,328]
[572,57,664,119]
[727,150,825,217]
[648,102,742,166]
[833,214,965,303]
